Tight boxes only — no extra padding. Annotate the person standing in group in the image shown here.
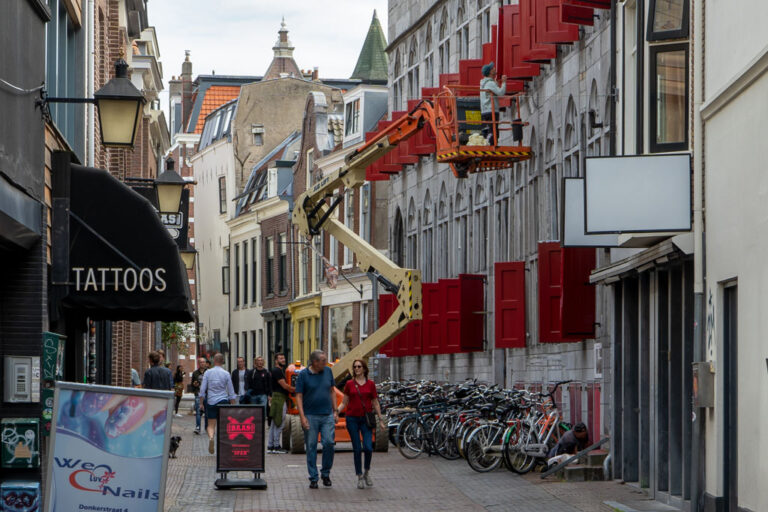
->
[191,357,208,434]
[295,350,338,489]
[199,353,237,454]
[249,356,271,408]
[231,357,251,404]
[130,368,141,388]
[479,61,507,145]
[338,359,385,489]
[268,353,293,454]
[142,351,172,390]
[173,365,185,417]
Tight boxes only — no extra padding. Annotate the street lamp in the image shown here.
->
[155,157,187,214]
[180,247,197,271]
[39,57,145,149]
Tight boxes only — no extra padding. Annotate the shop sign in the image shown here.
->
[216,405,265,473]
[45,382,173,512]
[71,267,167,292]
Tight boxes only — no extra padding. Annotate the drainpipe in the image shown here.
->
[691,0,705,509]
[86,0,95,166]
[609,0,617,158]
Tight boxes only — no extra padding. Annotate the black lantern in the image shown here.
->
[155,158,187,214]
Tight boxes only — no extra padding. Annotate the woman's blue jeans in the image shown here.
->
[346,415,373,475]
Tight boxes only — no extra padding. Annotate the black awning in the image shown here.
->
[60,164,194,322]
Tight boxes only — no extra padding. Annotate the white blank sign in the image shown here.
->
[585,154,691,234]
[562,178,619,247]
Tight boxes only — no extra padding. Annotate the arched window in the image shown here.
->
[406,198,418,268]
[494,173,510,261]
[392,208,405,267]
[474,180,489,271]
[407,37,420,101]
[454,181,469,274]
[393,49,404,110]
[587,79,603,156]
[438,9,450,74]
[422,190,434,281]
[438,183,449,277]
[457,1,469,60]
[424,23,434,88]
[476,0,491,51]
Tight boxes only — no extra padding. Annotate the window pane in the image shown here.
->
[655,49,686,145]
[329,305,354,361]
[653,0,685,33]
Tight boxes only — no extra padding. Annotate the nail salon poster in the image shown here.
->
[216,405,265,473]
[45,383,173,512]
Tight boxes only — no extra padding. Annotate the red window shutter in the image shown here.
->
[421,283,442,354]
[440,278,461,353]
[391,111,419,165]
[407,99,437,155]
[421,87,440,98]
[439,73,460,93]
[459,274,485,351]
[376,121,403,174]
[561,247,596,337]
[537,0,580,44]
[482,27,496,65]
[566,0,610,9]
[377,293,398,355]
[497,5,541,80]
[538,241,563,342]
[494,261,526,349]
[459,59,483,97]
[406,318,423,355]
[561,2,595,26]
[364,131,389,181]
[520,0,557,63]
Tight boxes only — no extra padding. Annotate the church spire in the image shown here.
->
[264,18,302,79]
[351,10,389,82]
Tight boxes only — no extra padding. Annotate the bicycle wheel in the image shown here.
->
[397,417,425,459]
[433,417,461,460]
[506,424,538,474]
[465,424,503,473]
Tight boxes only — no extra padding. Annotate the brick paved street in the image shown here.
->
[163,412,665,512]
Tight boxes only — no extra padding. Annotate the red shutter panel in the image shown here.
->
[459,59,484,96]
[561,247,596,338]
[561,2,595,25]
[364,131,388,181]
[421,87,440,98]
[421,283,442,354]
[538,241,563,342]
[375,121,403,174]
[441,278,461,353]
[494,261,526,349]
[498,6,541,80]
[378,293,397,355]
[459,274,485,351]
[407,99,436,155]
[537,0,580,44]
[483,27,497,65]
[406,318,422,355]
[566,0,611,9]
[520,0,557,64]
[439,73,461,90]
[391,111,419,165]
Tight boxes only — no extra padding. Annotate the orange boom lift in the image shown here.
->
[281,86,531,452]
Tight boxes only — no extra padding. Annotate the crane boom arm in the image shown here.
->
[292,102,440,382]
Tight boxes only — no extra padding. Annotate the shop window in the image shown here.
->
[647,0,689,41]
[329,305,354,361]
[650,44,688,152]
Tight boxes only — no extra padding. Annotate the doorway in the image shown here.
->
[723,283,738,512]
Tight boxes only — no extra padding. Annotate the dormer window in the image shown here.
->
[344,99,360,136]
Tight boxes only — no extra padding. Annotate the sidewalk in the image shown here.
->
[163,412,666,512]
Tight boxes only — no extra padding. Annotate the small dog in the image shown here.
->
[169,436,182,458]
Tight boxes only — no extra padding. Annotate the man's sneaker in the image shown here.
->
[208,437,214,454]
[309,480,318,489]
[364,471,373,487]
[274,447,287,454]
[357,475,365,489]
[321,476,332,487]
[174,413,183,418]
[193,427,200,435]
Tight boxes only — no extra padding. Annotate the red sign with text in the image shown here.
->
[216,405,265,472]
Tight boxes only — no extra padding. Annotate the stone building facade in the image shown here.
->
[384,0,612,437]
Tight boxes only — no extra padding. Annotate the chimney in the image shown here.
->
[312,67,319,81]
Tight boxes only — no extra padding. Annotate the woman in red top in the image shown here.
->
[338,359,384,489]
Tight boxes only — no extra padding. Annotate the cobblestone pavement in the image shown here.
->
[163,412,656,512]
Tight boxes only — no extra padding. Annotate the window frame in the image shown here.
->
[218,176,227,214]
[234,243,240,307]
[649,43,689,153]
[344,99,360,137]
[278,233,288,291]
[251,237,258,304]
[647,0,689,41]
[265,237,274,295]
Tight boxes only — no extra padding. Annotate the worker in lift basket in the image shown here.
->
[479,62,507,146]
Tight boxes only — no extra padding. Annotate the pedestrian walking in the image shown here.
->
[130,368,141,388]
[268,353,293,453]
[479,61,507,145]
[248,356,271,407]
[199,353,237,454]
[173,365,185,417]
[142,351,173,390]
[231,356,251,404]
[295,350,338,488]
[191,357,208,434]
[338,358,385,489]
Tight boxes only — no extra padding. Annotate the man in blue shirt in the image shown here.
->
[199,353,237,455]
[295,350,338,488]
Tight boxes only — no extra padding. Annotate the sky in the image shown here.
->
[148,0,389,112]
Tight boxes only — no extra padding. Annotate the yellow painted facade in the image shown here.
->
[288,294,321,366]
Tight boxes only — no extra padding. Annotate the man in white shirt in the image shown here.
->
[231,356,251,404]
[199,353,237,454]
[479,62,507,145]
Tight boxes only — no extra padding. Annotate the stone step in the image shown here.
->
[587,449,609,466]
[563,464,605,482]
